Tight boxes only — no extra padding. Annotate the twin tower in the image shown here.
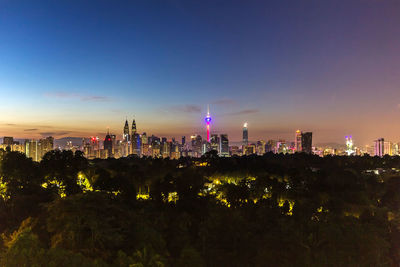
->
[123,119,137,142]
[122,119,141,155]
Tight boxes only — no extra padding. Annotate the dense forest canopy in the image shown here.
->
[0,149,399,266]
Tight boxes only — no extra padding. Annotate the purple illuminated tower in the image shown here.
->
[205,105,211,142]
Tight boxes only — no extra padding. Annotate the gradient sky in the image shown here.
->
[1,0,400,145]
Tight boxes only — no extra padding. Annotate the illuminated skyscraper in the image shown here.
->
[295,130,302,152]
[162,141,171,158]
[266,140,277,153]
[191,135,202,157]
[201,141,211,155]
[39,136,54,158]
[210,134,220,153]
[384,141,392,156]
[256,140,266,155]
[301,132,312,154]
[25,140,39,161]
[123,119,130,142]
[375,138,384,157]
[131,119,140,156]
[276,140,287,154]
[219,134,229,157]
[141,132,148,145]
[205,105,211,142]
[243,122,248,146]
[244,144,256,155]
[345,136,355,156]
[104,131,113,157]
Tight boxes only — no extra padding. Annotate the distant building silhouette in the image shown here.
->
[104,131,113,157]
[295,130,302,152]
[301,132,312,154]
[375,138,384,157]
[3,136,13,146]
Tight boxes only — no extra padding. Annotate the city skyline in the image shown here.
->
[0,111,394,147]
[1,1,400,144]
[4,116,400,160]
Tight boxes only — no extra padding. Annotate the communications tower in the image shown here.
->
[205,105,212,142]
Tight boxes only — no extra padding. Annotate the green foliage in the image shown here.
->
[0,226,107,267]
[0,151,400,265]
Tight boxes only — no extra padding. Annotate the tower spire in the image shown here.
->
[205,105,212,142]
[132,118,137,134]
[123,118,130,142]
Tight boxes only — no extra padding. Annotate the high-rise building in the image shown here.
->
[123,119,130,142]
[256,140,266,155]
[131,119,141,156]
[121,119,131,157]
[89,137,100,158]
[25,140,39,161]
[295,130,302,152]
[393,143,399,156]
[111,134,117,155]
[210,134,220,153]
[301,132,312,154]
[141,132,148,145]
[201,141,211,155]
[276,140,287,154]
[244,144,256,155]
[104,131,113,157]
[230,145,240,156]
[3,136,14,146]
[182,136,186,146]
[23,137,54,161]
[345,136,355,156]
[39,136,54,158]
[162,141,171,158]
[266,140,277,153]
[132,119,137,135]
[219,134,229,157]
[191,135,202,157]
[384,141,392,156]
[375,138,384,157]
[243,123,248,146]
[132,134,141,156]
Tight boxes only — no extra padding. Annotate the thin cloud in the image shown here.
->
[212,99,235,105]
[40,131,71,137]
[169,105,202,113]
[24,128,38,132]
[45,92,112,102]
[227,109,259,116]
[81,95,110,102]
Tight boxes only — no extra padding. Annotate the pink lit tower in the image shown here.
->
[205,105,212,142]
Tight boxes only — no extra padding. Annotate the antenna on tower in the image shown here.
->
[207,104,210,115]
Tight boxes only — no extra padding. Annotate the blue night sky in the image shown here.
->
[1,0,400,145]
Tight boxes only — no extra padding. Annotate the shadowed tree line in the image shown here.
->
[0,149,400,266]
